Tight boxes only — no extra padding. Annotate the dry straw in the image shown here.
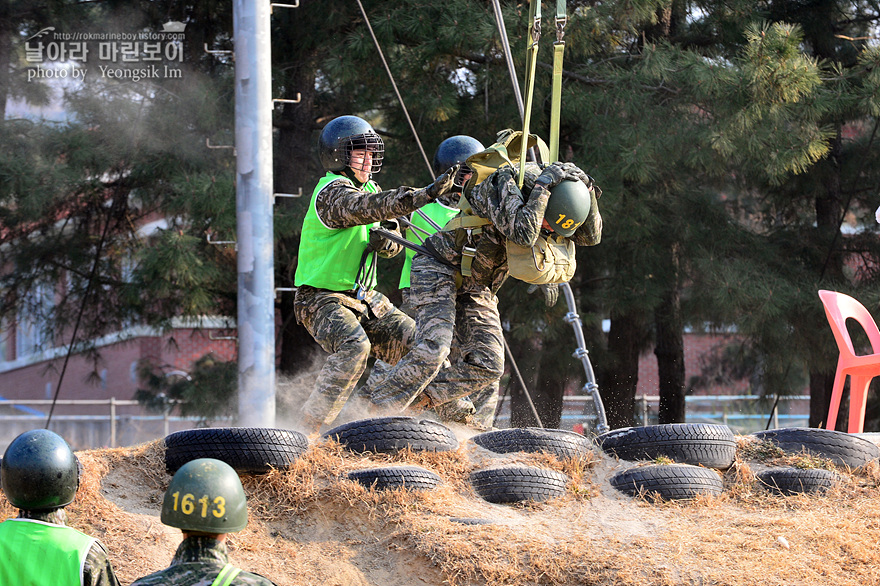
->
[1,433,880,585]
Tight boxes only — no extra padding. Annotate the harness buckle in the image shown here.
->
[555,16,567,43]
[461,245,477,277]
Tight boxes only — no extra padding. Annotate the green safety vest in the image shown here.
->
[212,563,242,586]
[294,172,380,291]
[399,201,460,288]
[0,518,96,586]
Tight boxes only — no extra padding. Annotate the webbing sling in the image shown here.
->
[549,0,567,162]
[517,0,542,188]
[211,563,242,586]
[368,227,457,270]
[443,214,493,277]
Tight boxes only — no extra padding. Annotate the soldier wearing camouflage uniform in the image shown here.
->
[130,458,275,586]
[293,115,459,432]
[0,429,121,586]
[371,134,499,428]
[365,159,602,421]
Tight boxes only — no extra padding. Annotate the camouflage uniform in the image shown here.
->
[367,191,485,426]
[294,179,443,429]
[9,508,121,586]
[367,163,602,416]
[130,535,275,585]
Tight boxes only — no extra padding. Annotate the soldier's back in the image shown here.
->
[130,563,276,586]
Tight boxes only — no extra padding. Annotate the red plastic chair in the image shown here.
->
[819,290,880,433]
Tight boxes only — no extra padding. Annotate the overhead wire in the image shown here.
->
[354,0,434,180]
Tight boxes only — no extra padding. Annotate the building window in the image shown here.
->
[15,282,54,358]
[0,319,9,363]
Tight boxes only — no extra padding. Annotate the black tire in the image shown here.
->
[470,427,594,460]
[597,423,736,470]
[610,464,724,501]
[348,465,443,491]
[322,416,459,454]
[752,427,880,469]
[757,467,840,496]
[164,427,309,474]
[469,466,568,504]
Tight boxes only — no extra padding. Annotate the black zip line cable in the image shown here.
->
[45,183,122,428]
[354,0,434,180]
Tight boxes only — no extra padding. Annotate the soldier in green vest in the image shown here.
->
[364,154,603,421]
[293,115,460,433]
[0,429,121,586]
[130,458,275,586]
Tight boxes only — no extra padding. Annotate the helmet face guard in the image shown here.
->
[453,162,474,189]
[344,132,384,174]
[318,115,384,174]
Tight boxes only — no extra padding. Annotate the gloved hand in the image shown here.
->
[367,228,387,252]
[527,283,559,307]
[534,162,569,190]
[367,219,401,253]
[561,165,602,198]
[425,163,461,200]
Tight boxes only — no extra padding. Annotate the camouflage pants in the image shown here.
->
[294,286,415,427]
[367,255,504,413]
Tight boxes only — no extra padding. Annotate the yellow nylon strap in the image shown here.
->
[444,215,492,231]
[518,0,541,188]
[549,41,565,162]
[460,243,477,277]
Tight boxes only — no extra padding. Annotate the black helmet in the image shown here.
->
[432,135,485,188]
[160,458,248,533]
[1,429,80,510]
[545,178,592,237]
[318,115,384,175]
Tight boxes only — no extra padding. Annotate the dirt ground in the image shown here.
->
[3,427,880,586]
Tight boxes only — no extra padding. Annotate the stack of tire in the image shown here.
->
[749,427,879,495]
[323,416,458,491]
[597,423,736,501]
[467,427,594,504]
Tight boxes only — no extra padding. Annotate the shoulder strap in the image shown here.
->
[518,0,541,188]
[443,214,492,231]
[549,0,567,162]
[211,563,243,586]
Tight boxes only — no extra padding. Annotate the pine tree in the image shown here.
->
[8,0,880,431]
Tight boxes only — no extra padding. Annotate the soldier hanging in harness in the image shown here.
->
[361,131,602,426]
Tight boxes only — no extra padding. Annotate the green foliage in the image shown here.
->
[9,0,880,427]
[136,353,237,422]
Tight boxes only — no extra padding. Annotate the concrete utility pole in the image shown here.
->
[233,0,275,427]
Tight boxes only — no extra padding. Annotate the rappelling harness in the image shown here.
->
[360,0,608,432]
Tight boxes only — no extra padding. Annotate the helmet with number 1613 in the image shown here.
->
[160,458,248,533]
